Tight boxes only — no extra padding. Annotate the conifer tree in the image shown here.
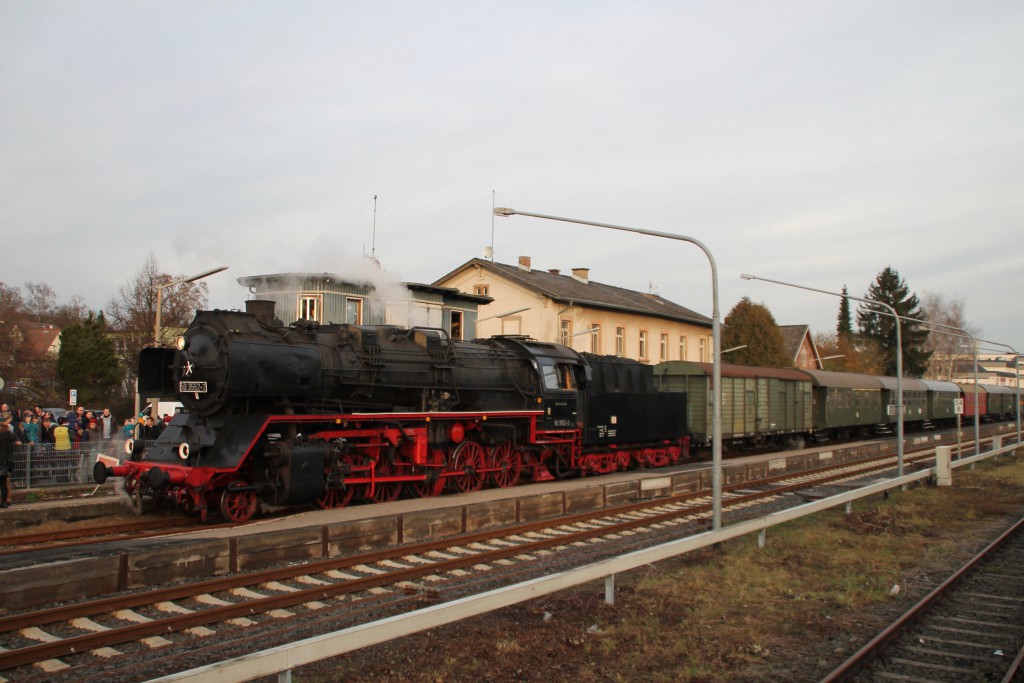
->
[856,267,932,377]
[837,285,853,337]
[57,312,123,406]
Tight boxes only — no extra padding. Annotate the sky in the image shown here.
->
[2,1,1022,352]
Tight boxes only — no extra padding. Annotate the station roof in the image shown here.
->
[435,259,712,327]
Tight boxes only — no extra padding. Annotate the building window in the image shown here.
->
[590,323,601,354]
[700,338,707,362]
[473,284,489,296]
[679,336,686,361]
[346,297,363,324]
[450,310,463,340]
[560,319,572,346]
[660,334,668,361]
[639,331,648,360]
[300,294,322,322]
[615,327,625,357]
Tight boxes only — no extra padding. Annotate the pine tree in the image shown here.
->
[722,297,791,368]
[57,312,123,405]
[856,267,932,377]
[837,285,853,337]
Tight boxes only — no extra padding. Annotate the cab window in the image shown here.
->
[541,360,576,390]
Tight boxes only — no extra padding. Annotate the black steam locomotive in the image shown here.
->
[96,301,688,522]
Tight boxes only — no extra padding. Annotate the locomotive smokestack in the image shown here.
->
[246,299,277,323]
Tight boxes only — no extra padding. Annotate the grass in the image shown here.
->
[295,453,1024,682]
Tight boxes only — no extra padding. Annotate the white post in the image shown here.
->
[935,446,952,486]
[604,574,616,605]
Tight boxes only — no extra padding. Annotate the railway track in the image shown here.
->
[823,515,1024,683]
[0,518,209,557]
[0,452,927,681]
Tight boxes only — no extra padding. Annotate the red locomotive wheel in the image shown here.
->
[409,448,445,498]
[488,442,523,488]
[315,485,355,510]
[368,461,402,503]
[448,441,486,493]
[220,479,258,523]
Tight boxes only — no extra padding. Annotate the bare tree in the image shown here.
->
[0,281,87,406]
[105,253,210,396]
[919,291,979,381]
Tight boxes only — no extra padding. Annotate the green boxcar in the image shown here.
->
[654,361,812,449]
[800,370,884,437]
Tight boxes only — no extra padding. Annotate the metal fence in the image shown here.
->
[8,441,128,490]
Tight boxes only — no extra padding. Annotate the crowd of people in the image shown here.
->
[0,403,119,447]
[0,402,178,507]
[0,402,124,507]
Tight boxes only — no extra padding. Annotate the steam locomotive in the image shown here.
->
[95,301,689,522]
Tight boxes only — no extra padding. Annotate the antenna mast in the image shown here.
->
[371,194,378,259]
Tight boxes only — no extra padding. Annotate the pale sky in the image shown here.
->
[2,1,1021,351]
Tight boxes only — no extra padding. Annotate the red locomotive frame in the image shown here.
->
[106,409,688,523]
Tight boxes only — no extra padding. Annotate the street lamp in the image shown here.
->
[899,318,980,456]
[494,207,724,530]
[972,339,1021,446]
[741,273,906,477]
[145,265,228,422]
[154,266,229,347]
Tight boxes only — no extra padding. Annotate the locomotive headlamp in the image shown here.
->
[175,335,188,351]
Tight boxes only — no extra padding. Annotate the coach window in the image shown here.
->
[346,297,363,324]
[300,294,322,322]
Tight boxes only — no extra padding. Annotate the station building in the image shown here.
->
[433,257,713,364]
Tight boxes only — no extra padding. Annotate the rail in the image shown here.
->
[152,437,1021,682]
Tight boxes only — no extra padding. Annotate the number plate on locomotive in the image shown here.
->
[179,381,208,393]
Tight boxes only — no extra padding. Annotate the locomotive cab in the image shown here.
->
[487,336,589,432]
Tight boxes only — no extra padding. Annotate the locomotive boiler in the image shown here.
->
[96,301,689,522]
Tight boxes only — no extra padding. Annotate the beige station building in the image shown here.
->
[434,257,713,364]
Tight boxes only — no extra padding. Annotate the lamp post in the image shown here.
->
[148,265,228,422]
[153,266,229,347]
[973,339,1021,445]
[741,273,905,477]
[898,318,980,455]
[494,207,724,530]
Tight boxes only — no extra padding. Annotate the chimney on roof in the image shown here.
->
[518,256,532,272]
[548,269,560,276]
[571,267,590,284]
